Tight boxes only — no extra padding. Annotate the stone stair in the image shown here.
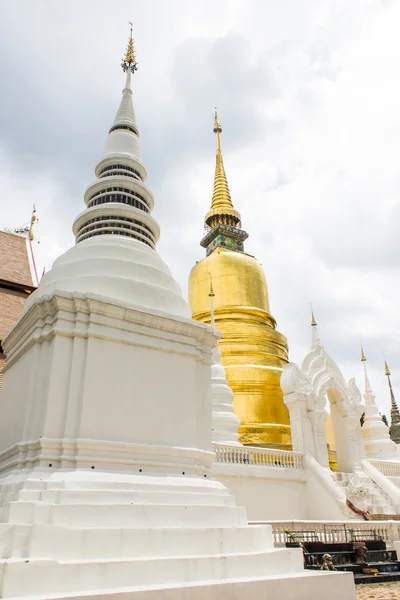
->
[331,472,398,517]
[0,470,356,600]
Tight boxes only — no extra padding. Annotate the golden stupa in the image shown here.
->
[188,111,291,448]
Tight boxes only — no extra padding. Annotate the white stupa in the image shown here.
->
[0,28,355,600]
[209,276,241,445]
[361,347,397,459]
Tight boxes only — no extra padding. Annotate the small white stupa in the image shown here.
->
[361,346,397,459]
[209,276,241,445]
[0,27,355,600]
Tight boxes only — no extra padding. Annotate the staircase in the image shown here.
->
[331,472,399,519]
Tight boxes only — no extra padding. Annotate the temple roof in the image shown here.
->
[0,229,38,345]
[0,230,36,287]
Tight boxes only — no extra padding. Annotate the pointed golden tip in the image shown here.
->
[204,109,241,227]
[310,303,317,327]
[121,22,138,72]
[361,344,366,362]
[208,273,215,297]
[213,107,222,133]
[385,360,391,377]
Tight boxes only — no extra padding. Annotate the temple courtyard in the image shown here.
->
[356,582,400,599]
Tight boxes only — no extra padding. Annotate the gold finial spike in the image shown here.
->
[385,360,391,377]
[29,204,37,241]
[361,344,366,362]
[121,22,138,73]
[204,109,241,227]
[208,273,215,297]
[310,303,317,327]
[213,108,222,154]
[214,107,222,134]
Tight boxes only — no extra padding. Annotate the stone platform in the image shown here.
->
[0,469,356,599]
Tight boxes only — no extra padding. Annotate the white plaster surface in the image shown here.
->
[210,343,241,446]
[212,463,307,520]
[25,236,189,319]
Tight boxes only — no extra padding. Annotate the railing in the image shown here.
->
[213,443,304,469]
[251,520,400,548]
[303,454,349,518]
[362,459,400,509]
[369,459,400,478]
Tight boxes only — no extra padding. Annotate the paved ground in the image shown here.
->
[356,582,400,599]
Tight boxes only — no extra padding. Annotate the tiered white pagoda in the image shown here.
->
[361,348,397,459]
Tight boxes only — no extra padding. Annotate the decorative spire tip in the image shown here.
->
[310,303,317,327]
[385,360,391,377]
[208,273,215,297]
[361,344,366,362]
[213,107,222,133]
[29,204,37,241]
[121,22,138,73]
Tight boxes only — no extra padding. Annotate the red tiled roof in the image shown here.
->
[0,230,34,287]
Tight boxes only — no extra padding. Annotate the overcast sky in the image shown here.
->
[1,0,399,418]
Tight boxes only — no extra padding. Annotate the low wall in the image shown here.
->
[211,462,307,520]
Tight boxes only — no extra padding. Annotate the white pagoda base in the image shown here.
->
[0,469,354,600]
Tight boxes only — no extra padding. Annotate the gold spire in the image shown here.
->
[361,344,366,362]
[204,109,241,228]
[385,360,391,377]
[29,205,37,241]
[121,22,138,73]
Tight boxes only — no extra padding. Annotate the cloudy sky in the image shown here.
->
[1,0,399,417]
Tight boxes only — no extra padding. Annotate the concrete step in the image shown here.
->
[0,501,247,528]
[0,548,305,597]
[0,523,274,561]
[1,475,225,495]
[15,489,235,507]
[0,570,356,600]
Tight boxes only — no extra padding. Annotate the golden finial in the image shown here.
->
[310,303,317,327]
[208,273,215,297]
[361,344,366,362]
[29,204,37,241]
[385,360,391,377]
[204,109,241,228]
[214,108,222,134]
[121,22,138,73]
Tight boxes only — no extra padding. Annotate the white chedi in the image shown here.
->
[361,349,397,459]
[208,280,241,445]
[211,340,241,445]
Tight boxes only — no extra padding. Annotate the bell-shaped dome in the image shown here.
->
[26,236,190,319]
